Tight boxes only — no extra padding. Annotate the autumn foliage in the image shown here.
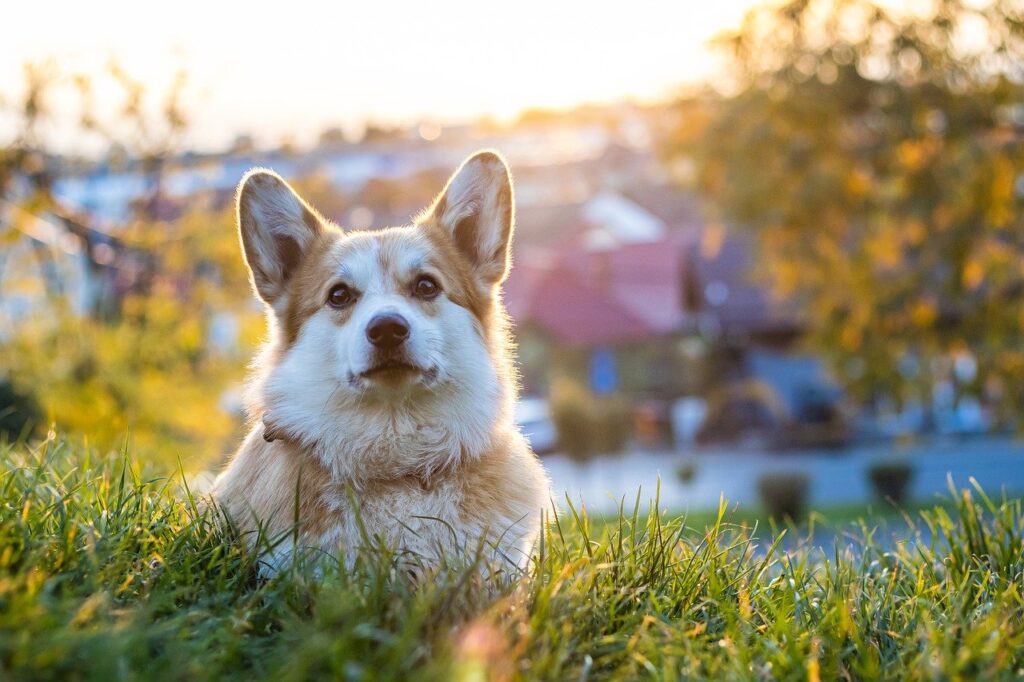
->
[676,0,1024,419]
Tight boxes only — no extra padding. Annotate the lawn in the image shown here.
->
[2,436,1023,680]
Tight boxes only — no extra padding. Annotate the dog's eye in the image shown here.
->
[413,275,441,299]
[326,283,356,308]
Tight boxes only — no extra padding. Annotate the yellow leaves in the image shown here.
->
[120,294,144,317]
[670,0,1024,418]
[767,255,804,298]
[841,325,863,351]
[240,313,270,349]
[895,138,942,171]
[962,240,1016,291]
[963,259,985,290]
[865,217,937,272]
[179,316,204,354]
[911,299,938,328]
[995,349,1024,374]
[896,140,926,169]
[864,230,903,271]
[845,166,873,197]
[931,204,954,232]
[986,157,1016,228]
[904,219,926,246]
[4,289,249,468]
[812,233,847,276]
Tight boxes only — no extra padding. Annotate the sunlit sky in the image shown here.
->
[3,1,774,151]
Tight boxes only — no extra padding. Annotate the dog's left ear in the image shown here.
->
[420,150,514,287]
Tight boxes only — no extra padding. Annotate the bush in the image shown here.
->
[549,378,632,459]
[0,379,41,440]
[757,472,810,521]
[550,378,595,459]
[677,459,697,484]
[594,396,631,453]
[868,460,915,504]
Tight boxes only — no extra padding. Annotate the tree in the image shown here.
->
[673,0,1024,422]
[0,62,259,465]
[318,126,348,147]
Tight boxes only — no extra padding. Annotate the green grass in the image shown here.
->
[589,497,964,541]
[2,435,1023,680]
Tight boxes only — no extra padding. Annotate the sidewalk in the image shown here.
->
[541,434,1024,514]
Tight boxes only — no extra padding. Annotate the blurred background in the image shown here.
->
[3,0,1024,517]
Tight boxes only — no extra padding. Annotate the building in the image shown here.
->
[506,180,844,446]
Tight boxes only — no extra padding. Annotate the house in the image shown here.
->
[506,181,843,445]
[508,188,685,393]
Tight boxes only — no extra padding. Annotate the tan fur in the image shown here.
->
[211,151,550,574]
[213,429,335,539]
[213,423,547,566]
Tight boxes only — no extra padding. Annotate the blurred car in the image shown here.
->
[515,396,557,455]
[696,380,785,448]
[696,379,849,450]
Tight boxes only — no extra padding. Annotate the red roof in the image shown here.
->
[506,234,687,346]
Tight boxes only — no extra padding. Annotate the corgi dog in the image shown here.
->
[211,151,550,575]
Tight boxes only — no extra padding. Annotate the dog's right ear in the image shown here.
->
[236,169,324,305]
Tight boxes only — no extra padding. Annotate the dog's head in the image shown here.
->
[237,151,517,481]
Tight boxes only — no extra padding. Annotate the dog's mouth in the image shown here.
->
[362,358,421,378]
[352,356,439,387]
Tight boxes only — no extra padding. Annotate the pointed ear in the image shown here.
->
[420,150,514,287]
[236,169,324,304]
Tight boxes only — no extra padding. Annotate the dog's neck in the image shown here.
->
[257,379,508,488]
[262,417,466,492]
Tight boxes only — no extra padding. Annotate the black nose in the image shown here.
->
[366,313,410,349]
